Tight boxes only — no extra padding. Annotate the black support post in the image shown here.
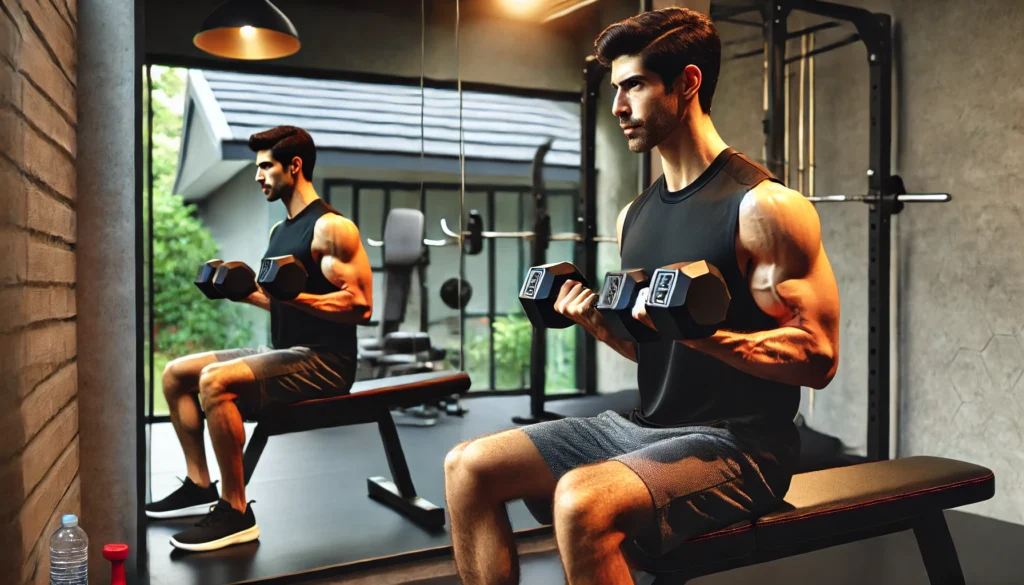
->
[865,14,893,462]
[764,0,789,179]
[578,55,603,397]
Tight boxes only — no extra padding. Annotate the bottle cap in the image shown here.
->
[62,514,78,527]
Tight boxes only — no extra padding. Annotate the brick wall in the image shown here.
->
[0,0,79,583]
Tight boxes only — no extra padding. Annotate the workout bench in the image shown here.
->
[624,456,995,584]
[240,370,470,530]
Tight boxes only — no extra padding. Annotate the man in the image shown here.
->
[145,126,373,552]
[444,8,840,585]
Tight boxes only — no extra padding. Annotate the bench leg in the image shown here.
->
[242,424,269,486]
[367,408,446,531]
[913,512,966,585]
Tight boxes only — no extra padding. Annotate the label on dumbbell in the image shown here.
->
[258,259,273,281]
[650,271,676,307]
[521,268,544,299]
[599,274,622,308]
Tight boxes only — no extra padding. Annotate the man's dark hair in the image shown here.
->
[248,126,317,181]
[594,7,721,113]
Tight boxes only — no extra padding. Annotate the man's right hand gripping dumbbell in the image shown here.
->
[517,261,639,361]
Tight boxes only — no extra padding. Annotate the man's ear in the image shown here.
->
[676,64,702,102]
[290,156,302,178]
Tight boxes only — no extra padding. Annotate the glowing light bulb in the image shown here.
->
[501,0,543,18]
[240,25,256,38]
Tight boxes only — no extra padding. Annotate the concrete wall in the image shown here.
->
[0,0,81,582]
[712,0,1024,524]
[593,1,646,393]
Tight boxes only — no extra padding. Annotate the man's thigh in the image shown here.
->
[615,429,786,556]
[519,411,639,523]
[228,346,357,419]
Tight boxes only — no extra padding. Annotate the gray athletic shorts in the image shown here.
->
[214,345,356,420]
[521,409,797,556]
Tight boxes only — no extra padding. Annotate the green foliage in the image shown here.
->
[463,313,577,393]
[146,66,254,356]
[464,314,532,389]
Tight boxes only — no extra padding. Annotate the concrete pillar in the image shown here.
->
[76,0,141,582]
[595,0,644,393]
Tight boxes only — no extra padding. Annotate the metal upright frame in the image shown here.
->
[755,0,897,462]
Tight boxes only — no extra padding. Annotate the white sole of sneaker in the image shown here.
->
[169,525,260,552]
[145,502,218,519]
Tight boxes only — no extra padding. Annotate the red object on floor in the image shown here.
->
[102,544,129,585]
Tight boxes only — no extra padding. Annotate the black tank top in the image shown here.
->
[263,198,357,356]
[620,148,801,432]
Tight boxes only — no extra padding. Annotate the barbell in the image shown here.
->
[440,211,617,255]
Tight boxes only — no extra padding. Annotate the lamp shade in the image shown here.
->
[194,0,300,60]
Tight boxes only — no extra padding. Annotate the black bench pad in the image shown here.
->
[249,370,470,433]
[628,456,994,573]
[757,456,994,546]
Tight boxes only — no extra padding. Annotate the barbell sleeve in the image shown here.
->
[365,237,455,248]
[807,193,951,203]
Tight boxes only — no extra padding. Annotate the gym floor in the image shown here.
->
[145,391,1024,585]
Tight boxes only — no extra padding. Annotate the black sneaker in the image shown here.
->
[169,499,260,552]
[145,478,220,519]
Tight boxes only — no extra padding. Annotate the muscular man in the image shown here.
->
[444,8,840,584]
[145,126,373,552]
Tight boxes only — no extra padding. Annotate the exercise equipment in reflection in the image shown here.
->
[360,208,468,426]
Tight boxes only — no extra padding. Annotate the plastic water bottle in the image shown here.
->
[49,514,88,584]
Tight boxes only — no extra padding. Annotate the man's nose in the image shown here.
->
[613,92,630,119]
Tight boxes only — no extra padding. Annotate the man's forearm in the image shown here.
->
[241,290,272,312]
[284,290,371,325]
[681,327,834,388]
[586,319,637,362]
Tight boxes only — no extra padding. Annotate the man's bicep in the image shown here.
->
[742,184,839,329]
[314,215,372,295]
[770,247,840,331]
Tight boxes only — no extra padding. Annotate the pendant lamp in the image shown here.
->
[194,0,301,60]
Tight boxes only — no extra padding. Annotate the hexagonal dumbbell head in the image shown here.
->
[212,261,259,302]
[518,262,589,329]
[195,259,225,299]
[645,260,731,339]
[258,255,308,301]
[597,269,659,343]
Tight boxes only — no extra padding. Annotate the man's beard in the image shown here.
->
[622,106,680,153]
[267,181,294,202]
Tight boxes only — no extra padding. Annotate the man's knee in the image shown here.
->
[444,440,473,478]
[198,369,234,411]
[553,468,625,537]
[164,354,218,398]
[444,439,501,488]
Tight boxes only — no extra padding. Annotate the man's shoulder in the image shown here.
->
[739,180,822,259]
[741,180,815,219]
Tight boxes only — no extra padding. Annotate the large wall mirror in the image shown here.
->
[138,0,654,583]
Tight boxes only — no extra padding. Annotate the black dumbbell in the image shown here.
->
[645,260,731,339]
[212,261,259,302]
[518,262,590,329]
[195,259,225,300]
[258,255,308,301]
[596,269,659,343]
